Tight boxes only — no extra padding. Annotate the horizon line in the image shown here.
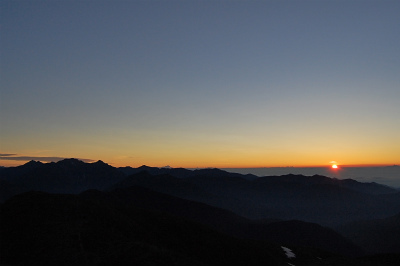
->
[0,158,398,169]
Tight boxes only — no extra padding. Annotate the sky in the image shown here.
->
[1,0,399,168]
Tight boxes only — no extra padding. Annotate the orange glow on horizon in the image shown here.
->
[0,153,399,169]
[0,159,398,169]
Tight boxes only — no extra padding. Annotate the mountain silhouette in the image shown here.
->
[1,158,400,263]
[0,158,125,196]
[119,165,194,178]
[180,173,400,226]
[111,170,281,220]
[118,165,258,180]
[1,159,399,226]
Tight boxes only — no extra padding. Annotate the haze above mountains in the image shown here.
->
[1,158,400,265]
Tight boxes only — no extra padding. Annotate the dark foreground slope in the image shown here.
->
[337,212,400,254]
[106,185,364,257]
[2,189,399,266]
[0,191,287,266]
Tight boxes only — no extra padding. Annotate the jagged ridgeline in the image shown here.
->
[1,159,400,265]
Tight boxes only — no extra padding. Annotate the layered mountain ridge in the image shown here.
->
[1,158,400,265]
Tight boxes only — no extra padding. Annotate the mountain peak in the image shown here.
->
[137,165,156,170]
[57,158,85,164]
[93,160,108,166]
[24,160,43,167]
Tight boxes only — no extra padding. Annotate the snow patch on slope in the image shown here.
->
[282,246,296,258]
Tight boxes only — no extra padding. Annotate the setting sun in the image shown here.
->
[332,164,338,169]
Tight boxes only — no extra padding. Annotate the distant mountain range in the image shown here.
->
[2,159,398,226]
[1,159,400,265]
[221,166,400,188]
[113,167,400,227]
[0,159,125,195]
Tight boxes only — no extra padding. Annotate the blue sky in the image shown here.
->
[1,0,399,167]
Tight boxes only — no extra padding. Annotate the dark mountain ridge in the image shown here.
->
[1,159,400,265]
[0,159,125,198]
[119,165,258,180]
[254,174,397,194]
[1,159,396,195]
[1,159,399,226]
[125,171,399,226]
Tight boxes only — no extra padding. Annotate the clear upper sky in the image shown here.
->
[1,0,399,168]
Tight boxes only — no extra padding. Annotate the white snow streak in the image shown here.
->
[282,246,296,258]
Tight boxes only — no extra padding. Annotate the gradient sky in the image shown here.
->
[1,0,399,168]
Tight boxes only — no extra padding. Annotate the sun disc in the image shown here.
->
[332,164,338,169]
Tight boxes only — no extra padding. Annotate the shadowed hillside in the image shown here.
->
[100,185,364,257]
[2,189,400,266]
[114,171,400,226]
[0,191,290,266]
[1,159,400,264]
[336,212,400,254]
